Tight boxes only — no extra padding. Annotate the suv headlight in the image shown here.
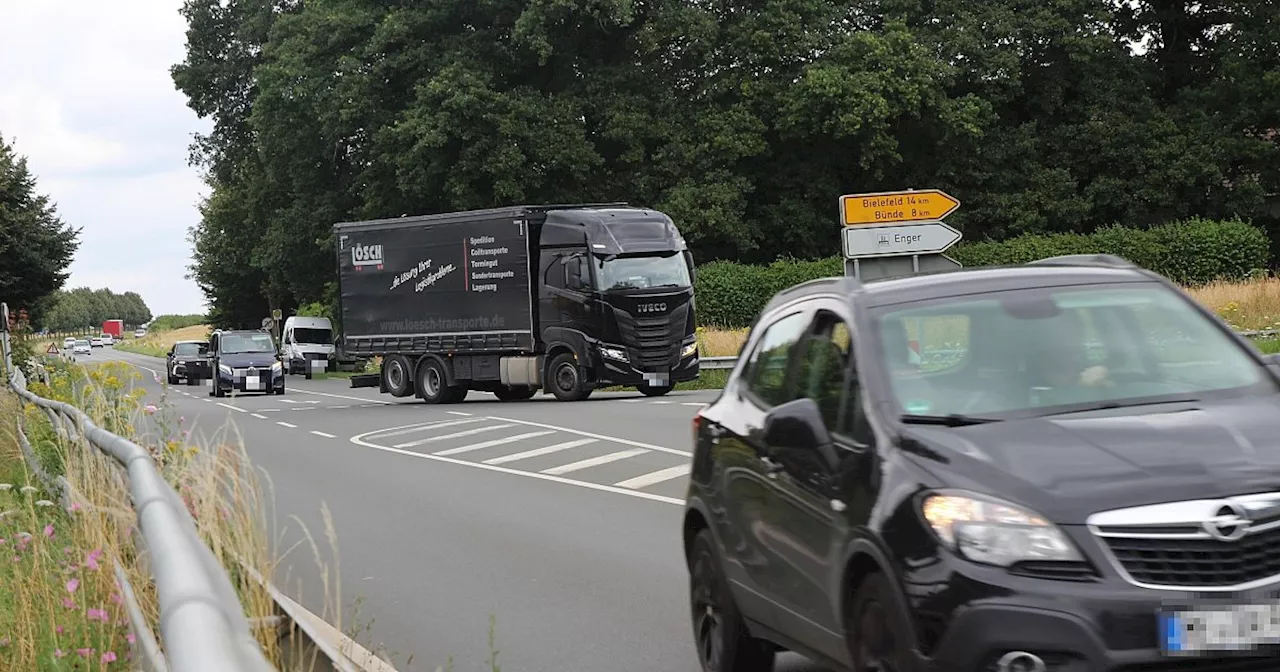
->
[680,342,698,359]
[921,492,1083,567]
[218,363,234,377]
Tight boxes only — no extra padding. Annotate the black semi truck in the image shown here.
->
[335,204,700,403]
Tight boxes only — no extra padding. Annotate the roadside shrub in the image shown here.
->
[695,217,1270,328]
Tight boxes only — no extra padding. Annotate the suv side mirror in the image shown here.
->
[762,397,838,469]
[167,349,174,357]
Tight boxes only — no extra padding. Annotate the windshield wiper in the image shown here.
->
[900,413,997,427]
[1038,397,1202,417]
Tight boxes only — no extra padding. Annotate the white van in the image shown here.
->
[280,316,335,375]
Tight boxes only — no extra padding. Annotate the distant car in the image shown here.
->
[62,337,76,350]
[73,340,91,355]
[89,337,103,348]
[99,334,114,346]
[134,329,146,338]
[166,340,211,386]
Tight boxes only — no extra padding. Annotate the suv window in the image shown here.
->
[743,311,810,407]
[174,342,208,357]
[793,311,854,435]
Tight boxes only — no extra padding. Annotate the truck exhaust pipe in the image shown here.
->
[995,651,1046,672]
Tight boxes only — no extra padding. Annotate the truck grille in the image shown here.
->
[615,301,689,372]
[1102,527,1280,588]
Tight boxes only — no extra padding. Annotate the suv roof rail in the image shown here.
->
[1027,254,1138,270]
[764,275,862,311]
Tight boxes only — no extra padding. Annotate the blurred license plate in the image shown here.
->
[1160,603,1280,654]
[643,372,668,385]
[246,376,260,390]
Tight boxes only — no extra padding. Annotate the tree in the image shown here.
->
[39,287,155,332]
[0,135,80,319]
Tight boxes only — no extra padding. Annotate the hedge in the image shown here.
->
[695,217,1270,328]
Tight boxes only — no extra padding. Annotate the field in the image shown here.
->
[111,325,211,358]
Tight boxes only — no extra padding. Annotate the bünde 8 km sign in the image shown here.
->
[837,188,963,280]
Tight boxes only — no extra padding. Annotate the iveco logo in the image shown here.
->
[1204,501,1251,541]
[351,243,384,271]
[637,302,667,314]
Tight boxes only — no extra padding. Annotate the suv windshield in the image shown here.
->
[219,333,276,355]
[872,283,1272,418]
[174,342,208,357]
[293,327,331,344]
[594,252,691,291]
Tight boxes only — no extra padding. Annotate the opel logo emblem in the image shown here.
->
[1204,502,1250,542]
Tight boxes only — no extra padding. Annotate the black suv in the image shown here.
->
[166,339,210,386]
[683,255,1280,672]
[208,329,285,397]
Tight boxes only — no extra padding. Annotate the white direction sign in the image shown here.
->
[842,221,961,259]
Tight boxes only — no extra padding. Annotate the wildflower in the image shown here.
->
[66,578,79,594]
[144,404,157,415]
[85,548,103,571]
[0,484,12,491]
[102,651,117,663]
[62,598,76,610]
[77,647,94,658]
[44,523,54,538]
[110,592,122,605]
[88,608,109,622]
[54,649,66,659]
[64,546,73,555]
[56,625,63,634]
[20,485,36,494]
[0,637,8,647]
[68,502,81,513]
[126,633,136,644]
[35,499,54,507]
[178,415,185,424]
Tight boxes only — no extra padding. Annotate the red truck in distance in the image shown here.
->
[101,319,124,339]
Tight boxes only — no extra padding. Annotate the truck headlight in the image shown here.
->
[921,492,1083,567]
[680,342,698,359]
[599,345,628,362]
[218,364,234,377]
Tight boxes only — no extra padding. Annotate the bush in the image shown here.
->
[695,217,1270,328]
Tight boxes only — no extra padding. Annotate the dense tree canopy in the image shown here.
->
[173,0,1280,328]
[0,135,80,323]
[40,288,153,333]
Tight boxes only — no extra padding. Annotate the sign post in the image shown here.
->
[837,189,963,281]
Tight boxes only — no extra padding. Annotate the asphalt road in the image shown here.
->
[85,346,826,672]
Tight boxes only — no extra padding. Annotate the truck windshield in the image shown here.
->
[220,333,276,355]
[872,283,1273,419]
[293,328,332,344]
[595,252,691,291]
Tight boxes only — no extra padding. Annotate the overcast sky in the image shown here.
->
[0,1,210,316]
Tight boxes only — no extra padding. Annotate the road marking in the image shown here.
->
[311,431,336,439]
[251,413,268,419]
[620,399,644,403]
[650,401,673,405]
[260,409,280,412]
[278,422,297,428]
[217,403,246,413]
[432,431,555,457]
[330,405,349,409]
[483,438,597,465]
[541,448,649,475]
[484,416,691,457]
[614,465,691,489]
[291,407,314,411]
[393,423,515,448]
[682,403,705,407]
[202,399,212,403]
[372,418,482,442]
[349,425,683,506]
[291,388,392,405]
[447,411,472,416]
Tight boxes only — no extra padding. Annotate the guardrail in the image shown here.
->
[1,303,399,672]
[2,316,276,672]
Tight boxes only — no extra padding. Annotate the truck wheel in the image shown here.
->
[638,384,673,397]
[493,386,537,402]
[443,386,468,404]
[383,355,415,397]
[549,353,592,402]
[417,358,450,404]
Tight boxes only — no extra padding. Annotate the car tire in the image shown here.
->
[549,353,592,402]
[383,355,415,398]
[688,529,775,672]
[493,386,537,402]
[416,358,451,404]
[638,383,673,397]
[847,572,914,672]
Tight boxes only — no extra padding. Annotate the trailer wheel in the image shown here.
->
[383,355,415,397]
[417,358,450,404]
[549,353,592,402]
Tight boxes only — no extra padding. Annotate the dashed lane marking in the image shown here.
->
[278,422,297,428]
[432,431,555,457]
[541,449,649,476]
[311,431,336,439]
[614,464,691,489]
[483,438,597,465]
[251,413,268,419]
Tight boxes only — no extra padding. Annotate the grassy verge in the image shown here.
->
[0,359,368,670]
[112,325,211,359]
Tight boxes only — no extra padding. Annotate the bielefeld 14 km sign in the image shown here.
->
[842,222,962,259]
[840,189,960,226]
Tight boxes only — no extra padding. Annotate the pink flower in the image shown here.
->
[68,502,81,513]
[76,647,93,658]
[87,608,109,623]
[65,578,79,594]
[110,592,122,605]
[43,523,54,538]
[126,633,135,644]
[54,649,66,659]
[85,549,103,571]
[102,651,117,663]
[63,546,72,555]
[56,625,63,634]
[178,416,185,424]
[144,404,157,414]
[0,637,8,647]
[62,598,76,610]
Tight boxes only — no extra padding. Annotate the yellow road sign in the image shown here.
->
[840,189,960,226]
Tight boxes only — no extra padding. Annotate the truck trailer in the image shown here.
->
[101,319,124,339]
[335,204,699,403]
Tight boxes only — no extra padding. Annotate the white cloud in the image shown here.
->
[0,0,212,316]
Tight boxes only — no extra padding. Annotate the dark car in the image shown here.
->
[166,340,210,386]
[683,254,1280,672]
[207,329,284,397]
